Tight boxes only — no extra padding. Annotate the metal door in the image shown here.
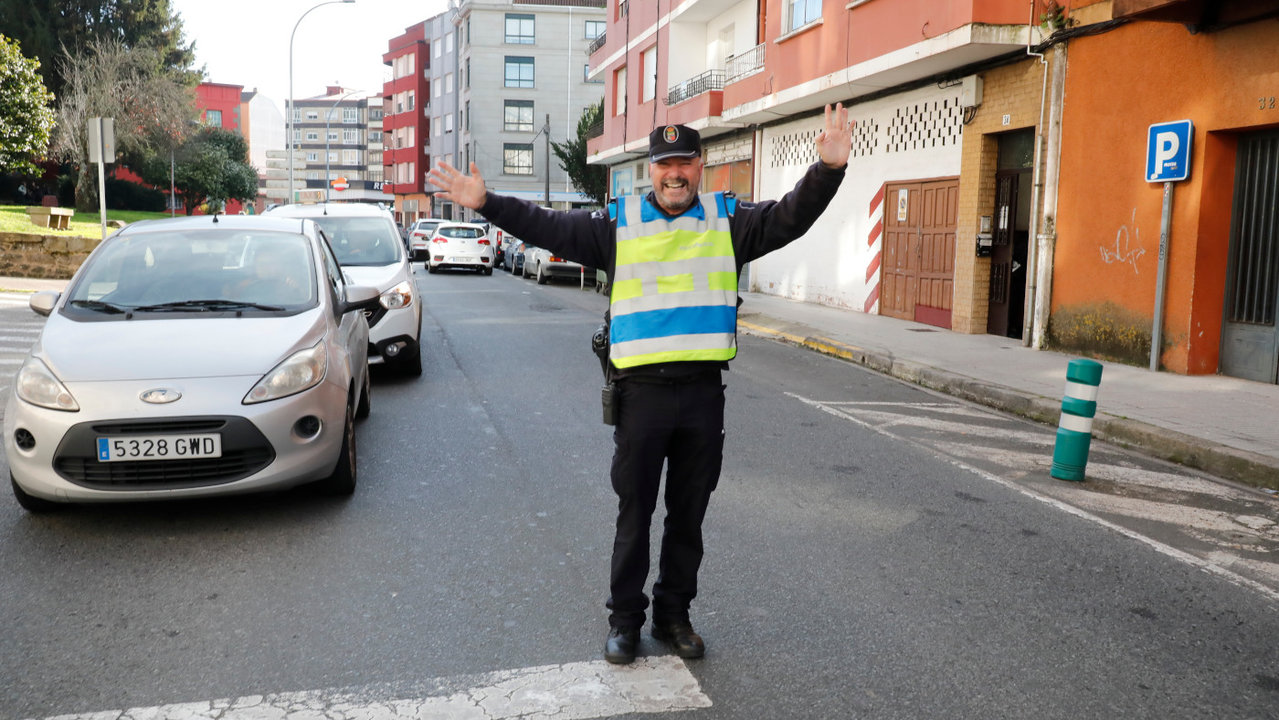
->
[1220,130,1279,383]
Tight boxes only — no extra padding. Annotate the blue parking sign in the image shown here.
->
[1146,120,1193,182]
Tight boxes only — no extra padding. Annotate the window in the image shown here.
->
[445,73,454,93]
[505,56,535,88]
[306,131,319,141]
[370,108,383,121]
[503,143,534,175]
[343,107,358,123]
[585,20,605,39]
[504,100,534,132]
[328,130,339,142]
[204,109,222,126]
[445,114,454,134]
[342,149,359,165]
[368,131,381,143]
[434,40,442,59]
[343,129,359,143]
[446,30,454,53]
[306,151,319,161]
[505,13,535,44]
[787,0,821,32]
[613,66,627,116]
[306,110,319,120]
[407,91,415,111]
[642,46,657,102]
[433,117,441,137]
[584,64,602,83]
[464,100,470,131]
[465,58,471,89]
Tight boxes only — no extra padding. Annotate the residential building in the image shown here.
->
[241,88,286,214]
[383,20,432,225]
[289,85,393,204]
[382,1,607,226]
[585,1,1279,385]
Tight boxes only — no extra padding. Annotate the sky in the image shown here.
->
[169,0,451,112]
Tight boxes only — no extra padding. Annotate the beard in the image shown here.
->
[654,180,696,214]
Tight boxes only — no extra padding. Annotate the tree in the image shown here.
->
[51,38,196,211]
[0,34,56,176]
[139,126,256,214]
[0,0,197,99]
[551,99,608,208]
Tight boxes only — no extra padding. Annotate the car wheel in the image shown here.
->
[427,263,438,274]
[317,398,357,496]
[355,367,371,420]
[11,474,58,513]
[483,266,493,276]
[536,263,549,285]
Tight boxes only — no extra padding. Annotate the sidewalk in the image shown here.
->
[736,291,1279,492]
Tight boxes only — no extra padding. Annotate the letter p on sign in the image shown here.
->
[1146,120,1193,183]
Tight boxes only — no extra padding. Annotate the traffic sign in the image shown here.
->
[1146,120,1193,182]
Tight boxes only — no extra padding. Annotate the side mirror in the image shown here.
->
[30,291,60,317]
[341,285,381,315]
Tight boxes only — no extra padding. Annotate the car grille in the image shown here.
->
[364,305,387,327]
[52,416,275,490]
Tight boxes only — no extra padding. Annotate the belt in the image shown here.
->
[619,370,721,386]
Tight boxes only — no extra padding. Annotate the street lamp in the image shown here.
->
[288,0,355,204]
[325,88,363,203]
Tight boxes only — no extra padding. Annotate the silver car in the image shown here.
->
[266,203,423,376]
[3,215,378,512]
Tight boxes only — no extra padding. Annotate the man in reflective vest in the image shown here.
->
[428,103,852,664]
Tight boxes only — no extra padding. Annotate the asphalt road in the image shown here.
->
[0,269,1276,719]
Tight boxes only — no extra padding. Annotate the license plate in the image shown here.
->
[97,434,222,462]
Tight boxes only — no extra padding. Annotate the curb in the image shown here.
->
[738,318,1279,492]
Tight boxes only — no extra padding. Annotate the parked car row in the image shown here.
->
[4,202,427,513]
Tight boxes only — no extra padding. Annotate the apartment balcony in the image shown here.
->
[587,31,605,56]
[724,43,764,84]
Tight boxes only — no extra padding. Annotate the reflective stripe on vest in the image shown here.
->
[609,193,737,369]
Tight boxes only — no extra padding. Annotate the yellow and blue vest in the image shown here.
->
[608,192,739,369]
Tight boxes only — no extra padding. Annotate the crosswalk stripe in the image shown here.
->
[34,656,711,720]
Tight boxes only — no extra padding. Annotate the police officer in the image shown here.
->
[427,103,852,664]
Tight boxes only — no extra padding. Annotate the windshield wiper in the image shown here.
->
[132,299,286,312]
[69,299,127,314]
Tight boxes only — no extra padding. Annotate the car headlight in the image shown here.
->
[380,280,414,310]
[15,357,80,412]
[244,341,328,404]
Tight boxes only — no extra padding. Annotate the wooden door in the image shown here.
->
[881,179,958,328]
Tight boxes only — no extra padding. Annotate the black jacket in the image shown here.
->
[478,160,847,378]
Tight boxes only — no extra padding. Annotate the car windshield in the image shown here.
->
[65,231,317,314]
[415,221,442,234]
[308,216,403,266]
[437,226,485,240]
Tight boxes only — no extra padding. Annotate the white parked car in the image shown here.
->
[3,215,378,512]
[266,202,422,375]
[523,246,592,285]
[426,222,496,275]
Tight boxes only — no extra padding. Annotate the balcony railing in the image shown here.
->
[585,119,604,140]
[587,31,606,55]
[725,43,765,83]
[666,70,724,106]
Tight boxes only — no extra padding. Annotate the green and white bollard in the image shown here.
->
[1051,359,1103,482]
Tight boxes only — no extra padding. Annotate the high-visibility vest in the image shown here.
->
[608,192,738,369]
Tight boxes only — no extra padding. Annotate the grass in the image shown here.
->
[0,204,172,237]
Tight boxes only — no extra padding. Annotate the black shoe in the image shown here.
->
[651,620,705,659]
[604,626,640,664]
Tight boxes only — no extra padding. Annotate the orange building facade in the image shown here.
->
[1052,4,1279,381]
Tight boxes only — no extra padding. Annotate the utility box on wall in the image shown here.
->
[961,76,983,108]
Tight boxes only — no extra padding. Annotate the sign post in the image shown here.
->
[88,117,116,240]
[1144,119,1193,371]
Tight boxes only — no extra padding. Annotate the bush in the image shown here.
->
[104,177,166,212]
[57,174,75,207]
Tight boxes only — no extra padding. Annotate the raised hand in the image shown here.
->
[426,161,488,210]
[815,103,853,169]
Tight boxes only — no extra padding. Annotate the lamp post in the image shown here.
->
[288,0,355,204]
[325,88,362,203]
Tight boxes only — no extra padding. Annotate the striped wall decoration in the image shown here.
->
[864,184,885,314]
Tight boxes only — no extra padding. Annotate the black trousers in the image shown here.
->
[606,377,726,629]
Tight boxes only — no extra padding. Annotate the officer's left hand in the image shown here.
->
[816,103,853,169]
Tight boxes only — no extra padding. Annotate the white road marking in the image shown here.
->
[788,393,1279,604]
[33,656,710,720]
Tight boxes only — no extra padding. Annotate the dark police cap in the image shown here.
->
[648,124,702,162]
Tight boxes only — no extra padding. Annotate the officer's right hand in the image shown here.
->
[427,161,487,210]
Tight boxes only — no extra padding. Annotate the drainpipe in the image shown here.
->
[1021,1,1049,347]
[1031,42,1067,348]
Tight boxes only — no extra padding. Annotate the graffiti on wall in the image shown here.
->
[1100,208,1146,274]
